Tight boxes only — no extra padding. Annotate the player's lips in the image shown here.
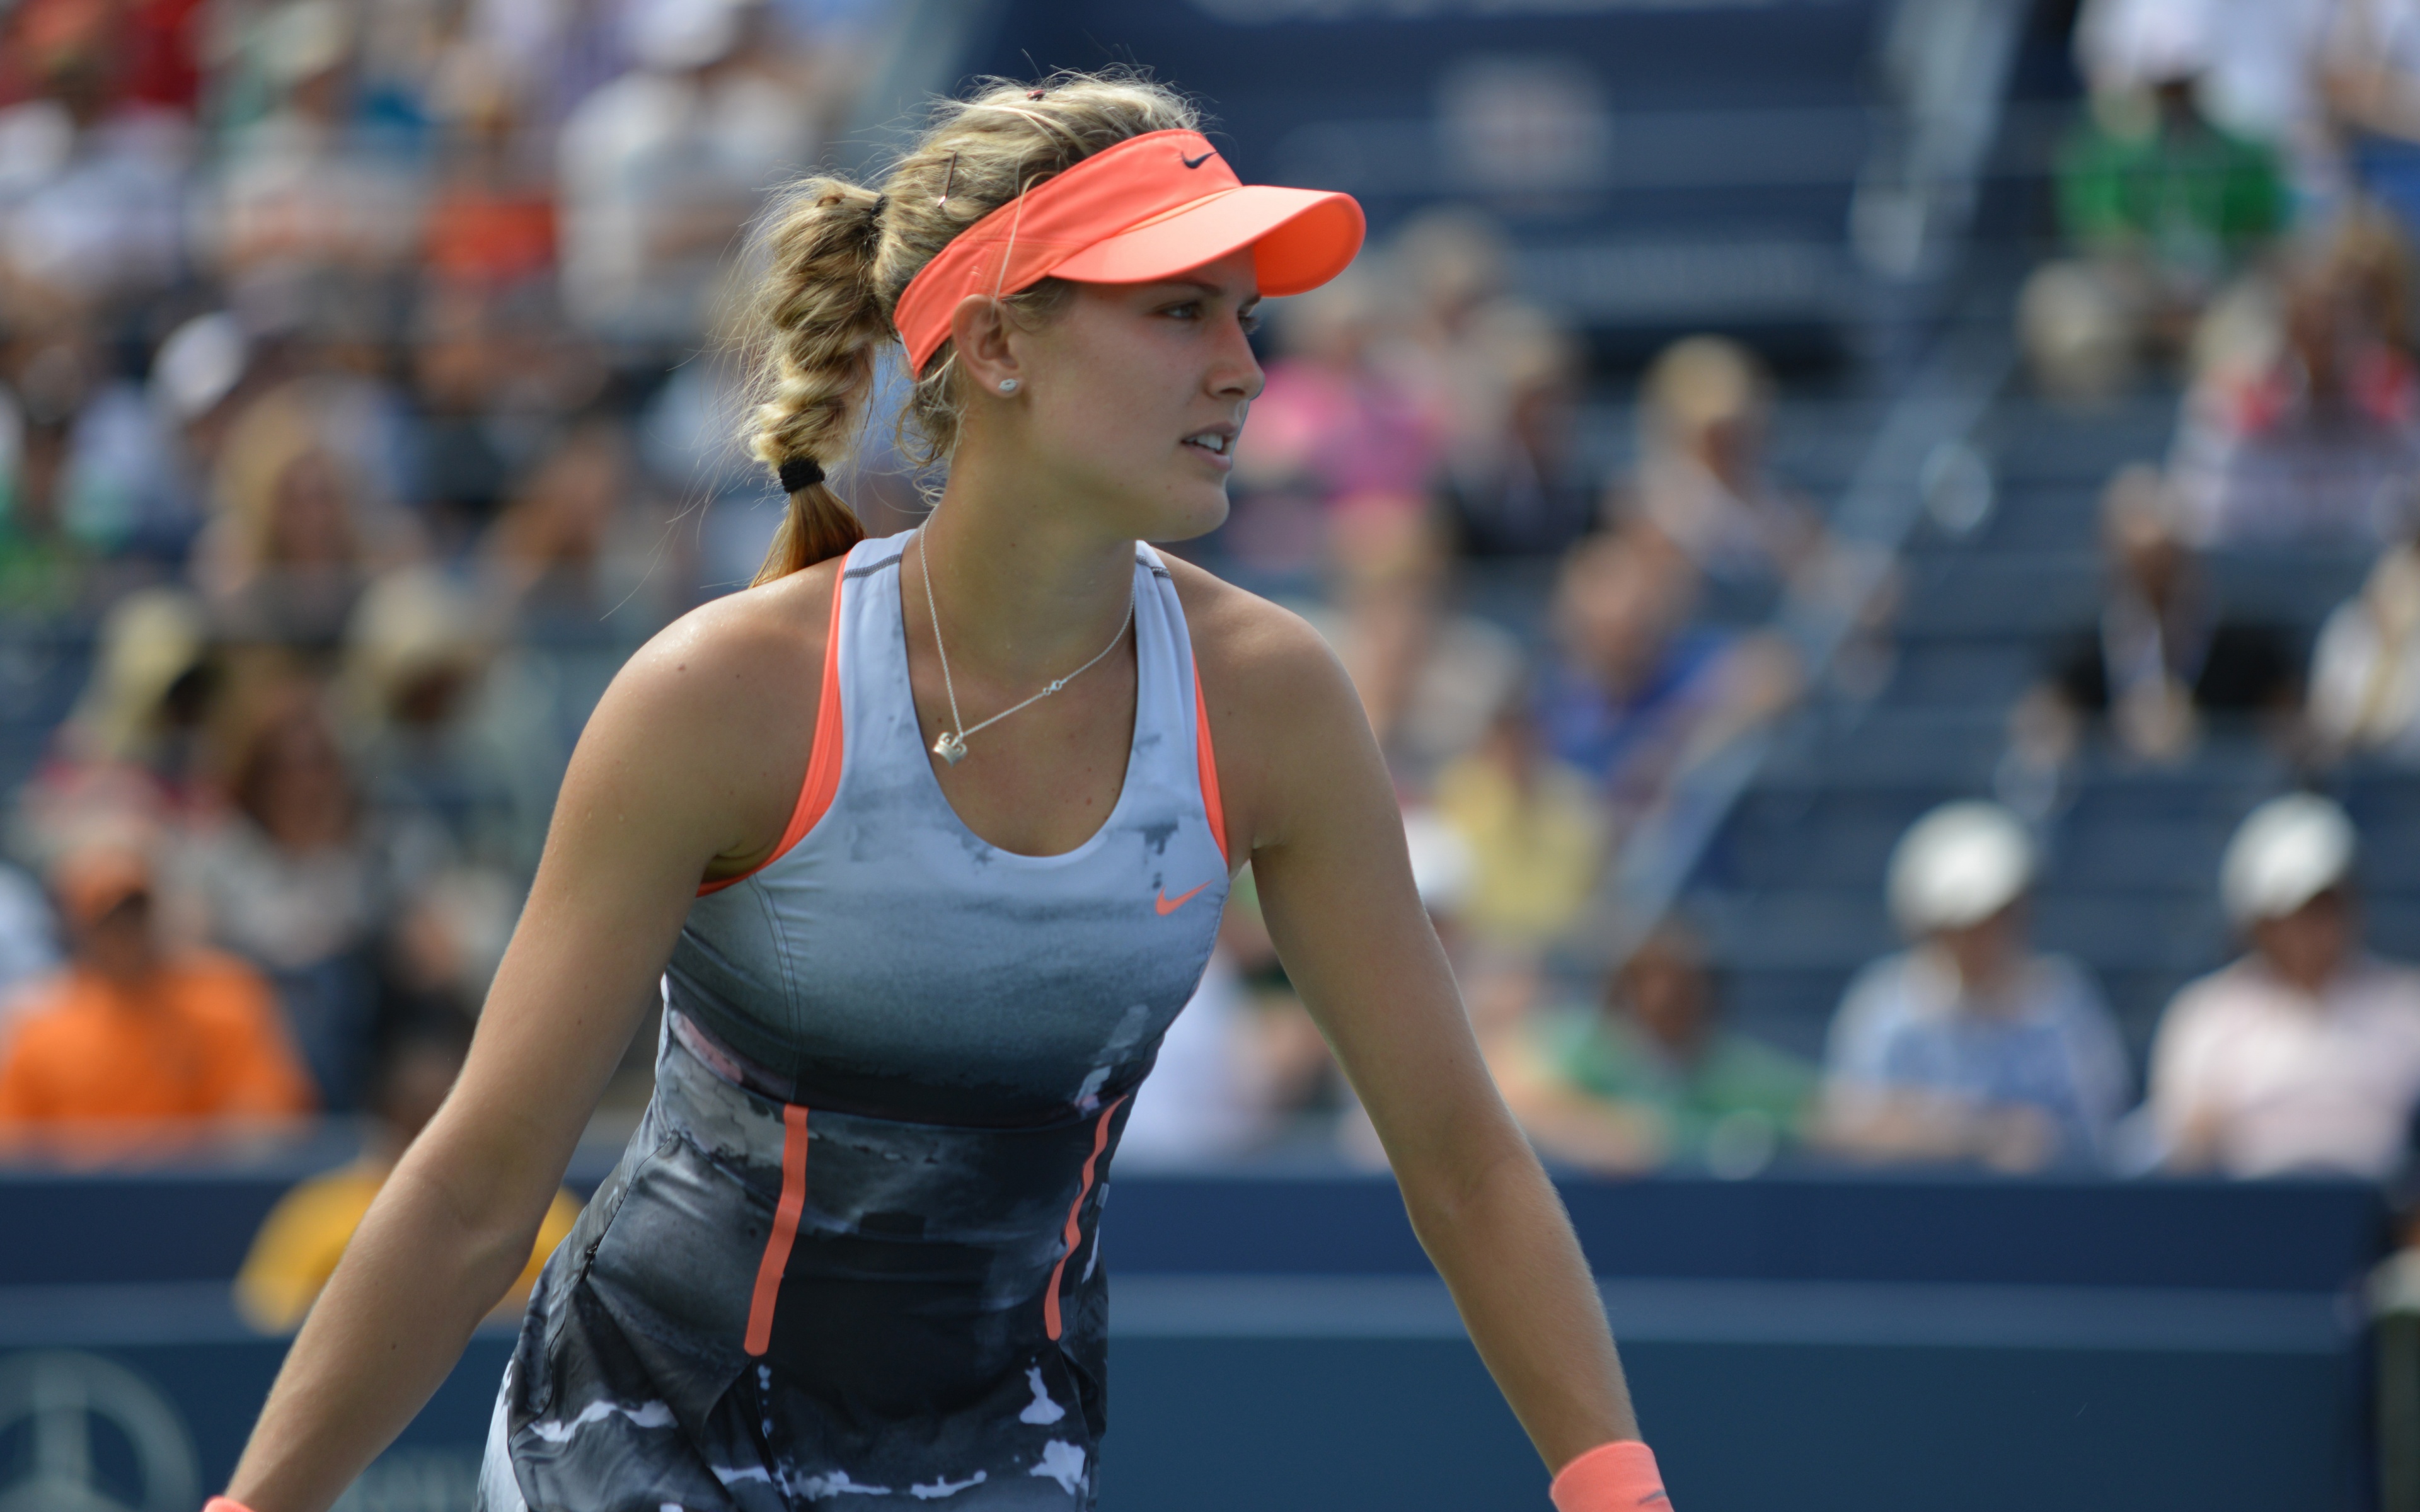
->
[1181,424,1237,470]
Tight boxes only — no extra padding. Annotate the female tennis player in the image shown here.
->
[207,74,1669,1512]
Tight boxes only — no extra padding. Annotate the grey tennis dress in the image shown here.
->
[480,534,1233,1510]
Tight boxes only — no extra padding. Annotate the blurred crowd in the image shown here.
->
[1794,0,2420,1195]
[2012,0,2420,783]
[0,0,865,1165]
[1136,0,2420,1193]
[6,0,2420,1253]
[1941,0,2420,1192]
[0,0,1836,1188]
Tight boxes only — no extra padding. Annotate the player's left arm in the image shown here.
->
[1204,594,1641,1475]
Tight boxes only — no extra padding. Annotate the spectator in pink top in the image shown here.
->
[2148,793,2420,1177]
[1235,270,1445,537]
[2168,207,2420,547]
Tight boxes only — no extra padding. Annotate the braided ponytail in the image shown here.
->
[740,70,1201,582]
[744,179,887,583]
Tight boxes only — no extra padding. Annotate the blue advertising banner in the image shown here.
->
[0,1168,2387,1509]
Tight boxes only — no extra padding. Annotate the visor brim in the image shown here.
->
[1049,185,1365,297]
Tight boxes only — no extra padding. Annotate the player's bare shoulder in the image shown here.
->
[1161,555,1373,852]
[1162,554,1358,719]
[608,561,836,733]
[572,559,841,860]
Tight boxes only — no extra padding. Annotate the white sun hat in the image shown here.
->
[1888,801,2036,936]
[2220,793,2356,927]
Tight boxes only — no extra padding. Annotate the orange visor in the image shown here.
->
[892,129,1365,375]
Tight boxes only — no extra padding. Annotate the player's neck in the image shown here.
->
[921,476,1137,682]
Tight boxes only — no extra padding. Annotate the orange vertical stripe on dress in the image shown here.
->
[1192,665,1228,866]
[744,1103,810,1356]
[1043,1094,1127,1341]
[698,559,850,896]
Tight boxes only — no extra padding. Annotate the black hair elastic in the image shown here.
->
[870,193,888,217]
[779,456,825,493]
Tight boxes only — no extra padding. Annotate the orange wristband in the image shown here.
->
[205,1499,258,1512]
[1550,1440,1669,1511]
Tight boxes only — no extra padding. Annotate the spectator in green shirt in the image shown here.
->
[2057,79,2285,280]
[1503,922,1816,1177]
[2024,46,2288,401]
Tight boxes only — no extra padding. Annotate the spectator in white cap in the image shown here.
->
[1820,801,2131,1171]
[2146,793,2420,1177]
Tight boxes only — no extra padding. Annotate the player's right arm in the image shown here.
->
[219,566,834,1512]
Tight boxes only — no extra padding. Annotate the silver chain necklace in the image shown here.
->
[915,523,1134,765]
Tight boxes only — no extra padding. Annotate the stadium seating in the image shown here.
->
[1690,385,2416,1065]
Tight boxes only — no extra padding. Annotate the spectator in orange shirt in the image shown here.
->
[0,839,314,1141]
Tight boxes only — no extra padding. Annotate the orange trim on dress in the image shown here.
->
[744,1102,810,1356]
[1192,665,1228,868]
[699,567,850,896]
[1042,1094,1126,1342]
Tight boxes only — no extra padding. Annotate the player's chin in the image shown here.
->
[1147,481,1232,544]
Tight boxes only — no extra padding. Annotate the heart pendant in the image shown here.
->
[933,730,969,765]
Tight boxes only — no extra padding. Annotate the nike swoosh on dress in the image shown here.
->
[1154,883,1209,915]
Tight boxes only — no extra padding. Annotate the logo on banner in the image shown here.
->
[0,1350,199,1512]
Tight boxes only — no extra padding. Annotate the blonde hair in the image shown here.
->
[1640,335,1767,449]
[739,71,1201,584]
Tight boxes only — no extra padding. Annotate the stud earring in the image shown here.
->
[998,379,1020,394]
